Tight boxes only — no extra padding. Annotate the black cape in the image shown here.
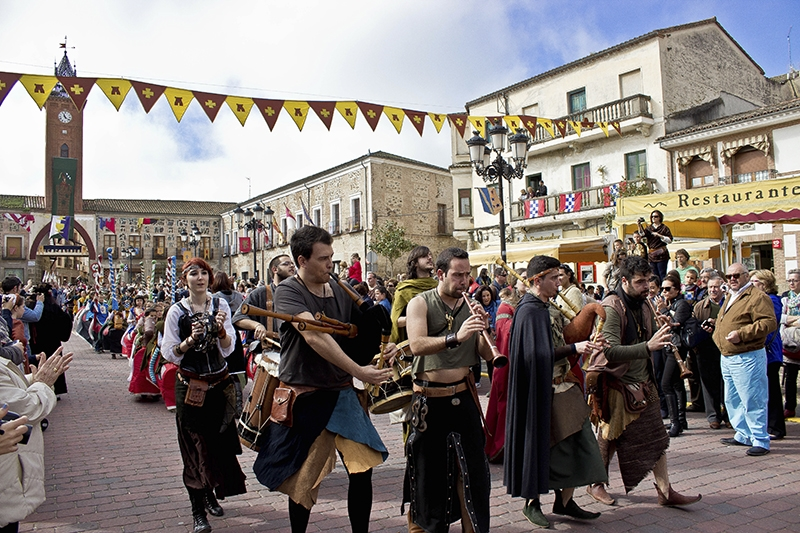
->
[504,293,554,499]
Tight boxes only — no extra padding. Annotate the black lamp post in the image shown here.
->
[466,124,530,263]
[180,226,200,257]
[237,203,267,281]
[121,246,138,284]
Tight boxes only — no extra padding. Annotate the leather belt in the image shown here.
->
[412,381,469,397]
[178,367,229,386]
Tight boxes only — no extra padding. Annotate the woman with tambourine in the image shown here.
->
[162,257,246,533]
[638,209,673,282]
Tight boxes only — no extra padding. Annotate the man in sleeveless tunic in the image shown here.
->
[505,255,606,528]
[403,247,493,533]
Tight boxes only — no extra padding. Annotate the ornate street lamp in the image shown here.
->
[466,124,530,262]
[121,246,139,284]
[240,203,267,281]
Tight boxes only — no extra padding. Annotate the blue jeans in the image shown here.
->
[721,348,769,449]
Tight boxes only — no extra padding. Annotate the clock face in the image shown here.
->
[58,110,73,124]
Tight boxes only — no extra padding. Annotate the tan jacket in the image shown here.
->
[712,284,777,356]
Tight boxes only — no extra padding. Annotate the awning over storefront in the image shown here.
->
[671,240,721,261]
[615,174,800,237]
[468,235,610,266]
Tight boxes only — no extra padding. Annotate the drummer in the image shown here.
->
[252,226,396,533]
[232,254,295,347]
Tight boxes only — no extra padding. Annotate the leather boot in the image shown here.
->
[655,483,702,507]
[204,489,224,517]
[553,490,600,520]
[678,388,688,430]
[189,488,212,533]
[666,394,682,437]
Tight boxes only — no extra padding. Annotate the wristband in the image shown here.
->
[571,343,577,355]
[217,329,227,340]
[445,333,460,349]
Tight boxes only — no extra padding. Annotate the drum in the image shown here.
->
[238,352,280,451]
[368,341,414,415]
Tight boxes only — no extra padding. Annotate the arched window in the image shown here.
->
[60,144,69,158]
[687,156,714,188]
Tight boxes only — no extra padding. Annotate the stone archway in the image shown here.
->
[30,219,97,260]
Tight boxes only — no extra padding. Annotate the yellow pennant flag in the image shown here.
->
[164,87,195,122]
[503,115,523,132]
[428,112,446,133]
[598,122,609,137]
[468,116,487,139]
[569,120,582,137]
[96,78,132,111]
[538,118,555,138]
[284,101,310,131]
[335,101,359,129]
[19,75,59,109]
[225,96,254,126]
[383,106,406,134]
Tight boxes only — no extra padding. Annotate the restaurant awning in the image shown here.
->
[468,235,610,266]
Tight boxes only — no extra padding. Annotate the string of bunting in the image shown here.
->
[0,71,622,139]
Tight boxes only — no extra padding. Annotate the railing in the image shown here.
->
[329,221,341,235]
[718,168,777,186]
[531,94,652,145]
[509,178,658,221]
[344,216,362,233]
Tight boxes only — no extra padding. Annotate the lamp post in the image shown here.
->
[237,203,266,281]
[466,124,530,263]
[121,246,138,284]
[179,226,200,257]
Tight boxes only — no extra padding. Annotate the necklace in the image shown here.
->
[436,291,465,332]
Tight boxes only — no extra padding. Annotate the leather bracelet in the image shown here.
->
[445,333,460,349]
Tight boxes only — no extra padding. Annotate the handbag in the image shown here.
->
[648,246,669,263]
[780,324,800,357]
[269,387,296,427]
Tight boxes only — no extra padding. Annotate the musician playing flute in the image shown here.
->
[404,247,494,533]
[505,256,607,528]
[161,258,246,533]
[252,226,395,533]
[586,256,701,508]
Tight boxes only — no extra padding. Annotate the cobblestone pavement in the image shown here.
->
[19,335,800,532]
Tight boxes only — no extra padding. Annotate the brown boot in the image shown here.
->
[654,483,702,507]
[586,483,615,506]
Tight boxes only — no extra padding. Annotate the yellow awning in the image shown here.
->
[468,235,609,266]
[671,240,721,261]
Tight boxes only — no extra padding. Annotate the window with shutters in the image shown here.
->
[687,157,715,188]
[732,147,769,184]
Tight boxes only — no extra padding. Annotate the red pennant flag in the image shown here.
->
[404,109,426,136]
[130,81,166,113]
[0,72,20,107]
[356,101,384,131]
[239,236,252,254]
[193,91,227,122]
[611,121,622,136]
[253,98,284,131]
[486,116,504,127]
[602,186,612,207]
[57,76,96,110]
[520,115,538,135]
[448,113,468,138]
[581,117,595,129]
[554,119,568,138]
[309,101,336,130]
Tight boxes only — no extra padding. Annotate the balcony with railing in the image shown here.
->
[344,216,363,233]
[529,94,653,150]
[328,220,342,235]
[510,178,658,222]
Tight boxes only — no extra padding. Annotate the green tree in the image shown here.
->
[369,220,414,277]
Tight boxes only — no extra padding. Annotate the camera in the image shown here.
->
[1,294,13,304]
[637,217,646,224]
[701,319,714,330]
[1,410,33,445]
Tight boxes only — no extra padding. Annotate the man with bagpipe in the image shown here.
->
[252,225,397,533]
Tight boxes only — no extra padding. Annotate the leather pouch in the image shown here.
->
[185,378,209,407]
[270,387,296,427]
[621,382,648,414]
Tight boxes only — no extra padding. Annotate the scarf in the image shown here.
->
[389,277,439,343]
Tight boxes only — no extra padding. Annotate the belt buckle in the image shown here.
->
[446,385,456,396]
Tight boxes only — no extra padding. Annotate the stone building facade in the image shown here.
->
[222,151,459,282]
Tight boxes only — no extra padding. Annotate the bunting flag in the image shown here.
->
[357,101,384,131]
[300,199,315,226]
[3,213,34,231]
[428,112,446,133]
[538,118,555,138]
[49,215,72,240]
[520,115,538,134]
[130,80,166,113]
[383,106,406,133]
[137,218,158,229]
[98,216,116,233]
[477,187,503,215]
[559,192,582,213]
[598,121,609,137]
[226,95,254,126]
[259,225,270,247]
[581,117,595,129]
[335,101,359,129]
[164,87,195,122]
[405,109,426,136]
[272,219,285,243]
[448,113,468,138]
[19,75,59,109]
[503,115,523,132]
[284,100,310,131]
[602,183,620,207]
[239,236,252,254]
[253,98,284,130]
[611,121,622,136]
[524,198,545,218]
[0,73,20,107]
[554,119,568,138]
[58,76,96,110]
[95,78,132,111]
[569,120,582,137]
[194,90,228,122]
[309,101,337,130]
[468,115,487,139]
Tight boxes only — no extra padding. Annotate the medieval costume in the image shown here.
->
[483,298,514,463]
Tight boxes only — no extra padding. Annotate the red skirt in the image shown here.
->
[160,363,178,409]
[129,347,160,395]
[484,363,509,463]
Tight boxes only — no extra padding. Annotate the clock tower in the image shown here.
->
[44,51,84,215]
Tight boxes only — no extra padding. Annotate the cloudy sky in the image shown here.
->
[0,0,797,203]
